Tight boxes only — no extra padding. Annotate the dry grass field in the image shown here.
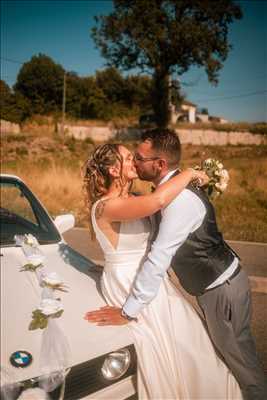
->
[1,132,267,242]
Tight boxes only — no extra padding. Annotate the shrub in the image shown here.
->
[15,147,28,156]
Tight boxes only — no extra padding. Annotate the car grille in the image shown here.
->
[1,345,136,400]
[63,344,137,400]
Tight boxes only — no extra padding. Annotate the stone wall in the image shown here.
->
[3,118,265,146]
[176,129,266,146]
[0,119,21,134]
[61,122,267,146]
[57,123,116,142]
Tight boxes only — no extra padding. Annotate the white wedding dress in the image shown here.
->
[91,201,243,399]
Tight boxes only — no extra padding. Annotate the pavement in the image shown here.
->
[63,228,267,374]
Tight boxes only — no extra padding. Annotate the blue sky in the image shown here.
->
[1,0,266,122]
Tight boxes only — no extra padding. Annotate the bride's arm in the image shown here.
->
[99,169,208,221]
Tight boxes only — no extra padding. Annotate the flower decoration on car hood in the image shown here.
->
[15,234,67,330]
[14,234,71,389]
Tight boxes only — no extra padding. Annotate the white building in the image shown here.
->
[170,100,197,124]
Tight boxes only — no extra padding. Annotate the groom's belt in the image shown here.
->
[204,264,241,294]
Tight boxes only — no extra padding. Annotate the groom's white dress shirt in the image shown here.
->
[123,170,239,318]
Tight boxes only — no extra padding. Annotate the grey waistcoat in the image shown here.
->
[171,184,239,296]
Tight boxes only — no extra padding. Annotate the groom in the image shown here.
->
[86,128,266,400]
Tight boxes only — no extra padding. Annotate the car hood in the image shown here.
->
[1,242,133,383]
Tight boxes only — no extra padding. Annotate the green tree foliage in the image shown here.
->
[95,67,127,119]
[0,80,31,123]
[94,67,152,119]
[81,77,107,119]
[1,80,14,120]
[4,54,153,122]
[170,79,185,111]
[66,74,107,120]
[65,72,85,119]
[96,67,125,103]
[124,75,153,111]
[201,108,209,115]
[14,54,65,115]
[92,0,242,127]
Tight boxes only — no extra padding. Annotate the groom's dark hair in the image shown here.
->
[141,128,181,168]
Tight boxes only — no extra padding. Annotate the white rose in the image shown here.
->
[215,182,228,192]
[38,299,63,316]
[220,178,228,187]
[18,388,49,400]
[220,169,229,183]
[204,158,213,167]
[42,272,63,286]
[217,162,223,170]
[25,234,38,246]
[27,255,45,266]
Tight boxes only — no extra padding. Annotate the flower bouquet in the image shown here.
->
[196,158,230,199]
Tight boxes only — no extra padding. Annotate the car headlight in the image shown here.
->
[101,348,131,381]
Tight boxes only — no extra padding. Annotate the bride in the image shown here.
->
[83,142,243,399]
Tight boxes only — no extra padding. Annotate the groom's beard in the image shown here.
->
[136,167,161,183]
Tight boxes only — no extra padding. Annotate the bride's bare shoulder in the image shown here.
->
[94,198,110,220]
[94,196,122,220]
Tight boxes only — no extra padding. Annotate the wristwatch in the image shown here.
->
[121,309,138,322]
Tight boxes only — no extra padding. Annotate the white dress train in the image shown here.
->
[91,201,243,399]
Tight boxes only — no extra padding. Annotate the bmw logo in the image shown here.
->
[10,351,33,368]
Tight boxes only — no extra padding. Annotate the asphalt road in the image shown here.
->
[63,228,267,374]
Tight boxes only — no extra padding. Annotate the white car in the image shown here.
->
[0,174,137,400]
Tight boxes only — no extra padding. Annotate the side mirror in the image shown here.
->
[54,214,75,234]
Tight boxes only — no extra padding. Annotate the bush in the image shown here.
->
[249,124,267,136]
[15,147,28,156]
[84,137,95,145]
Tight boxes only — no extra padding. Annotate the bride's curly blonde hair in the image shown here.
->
[83,143,123,238]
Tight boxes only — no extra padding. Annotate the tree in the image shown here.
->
[92,0,242,127]
[67,74,107,120]
[0,80,14,120]
[201,107,209,115]
[169,79,185,111]
[94,67,153,118]
[124,75,153,111]
[96,67,125,103]
[14,54,65,115]
[64,72,85,119]
[0,80,30,123]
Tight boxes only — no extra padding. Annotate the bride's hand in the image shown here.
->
[84,306,130,326]
[187,168,209,187]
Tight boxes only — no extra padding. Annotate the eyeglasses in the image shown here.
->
[134,153,160,162]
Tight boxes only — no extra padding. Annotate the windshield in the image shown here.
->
[0,177,61,245]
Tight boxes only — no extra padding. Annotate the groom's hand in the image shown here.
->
[84,306,129,326]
